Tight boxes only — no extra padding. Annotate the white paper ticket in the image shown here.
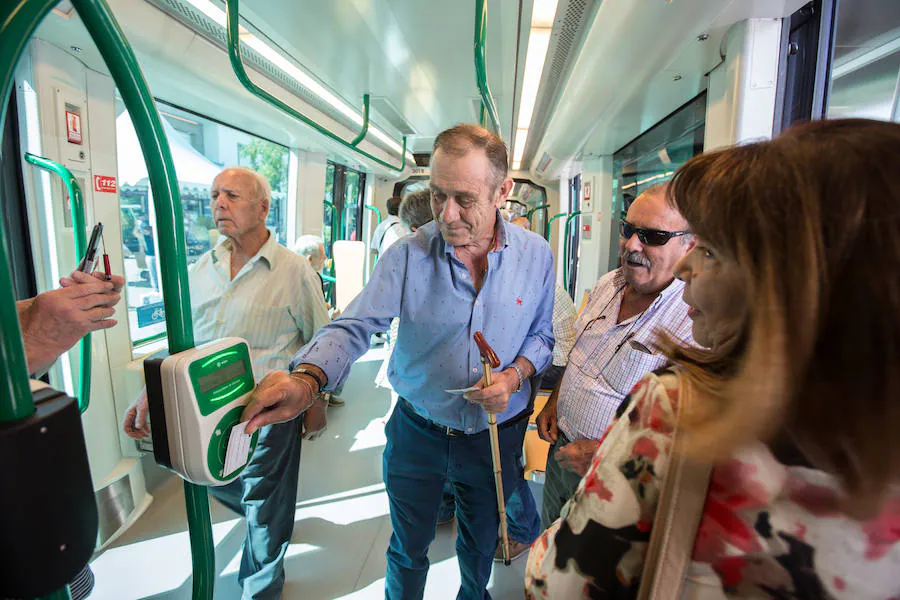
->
[445,386,480,395]
[223,420,252,475]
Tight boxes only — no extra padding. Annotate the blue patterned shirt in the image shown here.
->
[290,215,555,432]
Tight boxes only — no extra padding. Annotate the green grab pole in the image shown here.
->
[224,0,407,173]
[364,204,382,226]
[526,203,550,229]
[23,154,91,413]
[350,93,370,147]
[474,0,501,136]
[562,211,583,290]
[0,0,60,426]
[69,1,215,599]
[36,586,72,600]
[545,211,567,242]
[320,273,337,284]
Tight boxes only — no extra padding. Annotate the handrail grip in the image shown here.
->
[364,204,382,226]
[545,211,567,242]
[350,93,370,147]
[563,211,583,291]
[224,0,407,172]
[23,153,91,413]
[526,203,550,218]
[474,0,502,136]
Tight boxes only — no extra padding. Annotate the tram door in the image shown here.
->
[565,173,581,299]
[323,162,366,303]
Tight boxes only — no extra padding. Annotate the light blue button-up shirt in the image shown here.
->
[290,215,555,433]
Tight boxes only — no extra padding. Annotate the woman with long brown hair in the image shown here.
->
[525,119,900,598]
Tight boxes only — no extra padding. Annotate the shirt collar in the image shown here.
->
[211,229,277,270]
[441,209,509,256]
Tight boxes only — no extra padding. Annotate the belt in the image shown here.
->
[398,397,530,437]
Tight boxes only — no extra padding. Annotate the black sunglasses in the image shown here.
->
[619,221,690,246]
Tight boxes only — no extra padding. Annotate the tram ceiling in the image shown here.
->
[530,0,809,177]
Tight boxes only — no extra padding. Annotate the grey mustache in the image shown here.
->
[625,251,651,267]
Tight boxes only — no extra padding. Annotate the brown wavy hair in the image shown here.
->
[663,119,900,518]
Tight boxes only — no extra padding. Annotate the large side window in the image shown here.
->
[827,0,900,122]
[116,99,293,348]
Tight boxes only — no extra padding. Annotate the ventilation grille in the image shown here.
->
[522,0,599,167]
[147,0,367,134]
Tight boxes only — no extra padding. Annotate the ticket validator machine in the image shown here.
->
[144,337,259,485]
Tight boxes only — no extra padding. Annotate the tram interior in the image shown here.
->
[3,0,900,598]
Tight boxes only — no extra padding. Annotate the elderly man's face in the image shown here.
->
[429,147,511,248]
[210,170,269,241]
[619,189,692,295]
[309,243,326,273]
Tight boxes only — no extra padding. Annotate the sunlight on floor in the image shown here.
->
[349,417,388,452]
[90,518,241,599]
[294,487,389,526]
[221,543,321,576]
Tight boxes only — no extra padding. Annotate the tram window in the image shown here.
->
[115,99,294,348]
[827,0,900,122]
[609,93,706,271]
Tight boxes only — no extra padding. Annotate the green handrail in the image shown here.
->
[350,93,370,147]
[2,2,215,599]
[0,0,54,429]
[224,0,408,172]
[563,211,583,291]
[23,153,91,414]
[364,204,382,226]
[474,0,501,136]
[546,211,567,242]
[69,1,215,598]
[526,202,550,231]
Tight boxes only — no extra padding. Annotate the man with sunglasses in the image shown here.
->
[535,183,694,527]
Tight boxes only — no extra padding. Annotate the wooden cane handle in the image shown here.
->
[473,331,501,368]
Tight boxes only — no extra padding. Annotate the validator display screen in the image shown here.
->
[197,360,247,394]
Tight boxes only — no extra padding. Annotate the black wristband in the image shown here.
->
[291,366,325,392]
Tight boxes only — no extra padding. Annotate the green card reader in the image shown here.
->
[144,337,259,485]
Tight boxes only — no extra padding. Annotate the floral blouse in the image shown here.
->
[525,371,900,599]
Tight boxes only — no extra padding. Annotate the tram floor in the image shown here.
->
[90,347,539,599]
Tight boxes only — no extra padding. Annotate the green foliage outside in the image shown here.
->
[239,139,289,193]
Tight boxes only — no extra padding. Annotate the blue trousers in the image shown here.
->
[438,468,541,545]
[210,419,302,600]
[383,400,528,600]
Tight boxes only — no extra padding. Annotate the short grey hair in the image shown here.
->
[433,123,508,189]
[292,234,324,258]
[399,190,433,230]
[217,166,272,204]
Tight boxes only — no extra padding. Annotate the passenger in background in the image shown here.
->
[123,166,330,600]
[242,124,555,600]
[535,183,693,527]
[526,118,900,599]
[293,234,345,408]
[371,195,404,258]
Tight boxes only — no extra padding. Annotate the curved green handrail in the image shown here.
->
[526,203,550,231]
[69,1,216,598]
[563,211,583,291]
[224,0,407,172]
[23,153,91,413]
[364,204,382,226]
[0,0,56,427]
[475,0,501,136]
[545,211,567,242]
[350,93,370,147]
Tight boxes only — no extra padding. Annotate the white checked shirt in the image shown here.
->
[552,285,577,367]
[189,230,331,379]
[556,268,692,441]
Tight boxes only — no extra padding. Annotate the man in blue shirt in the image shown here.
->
[244,124,555,599]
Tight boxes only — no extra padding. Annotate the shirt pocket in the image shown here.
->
[602,345,667,396]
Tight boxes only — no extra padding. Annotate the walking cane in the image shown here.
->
[473,331,511,565]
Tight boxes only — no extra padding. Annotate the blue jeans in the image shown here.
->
[210,419,302,600]
[438,469,541,545]
[383,400,528,600]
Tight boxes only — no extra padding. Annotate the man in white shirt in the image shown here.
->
[124,167,330,599]
[370,196,405,257]
[535,184,694,527]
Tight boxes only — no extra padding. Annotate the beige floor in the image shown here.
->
[90,348,538,599]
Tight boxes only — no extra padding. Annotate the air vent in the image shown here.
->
[521,0,599,167]
[147,0,363,133]
[369,96,417,136]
